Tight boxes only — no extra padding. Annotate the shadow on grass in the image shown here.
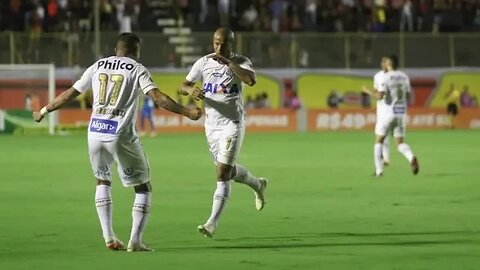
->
[160,230,479,251]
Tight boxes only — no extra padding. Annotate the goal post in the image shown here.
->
[0,64,56,135]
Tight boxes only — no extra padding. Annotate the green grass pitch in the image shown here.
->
[0,131,479,270]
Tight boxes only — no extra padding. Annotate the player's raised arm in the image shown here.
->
[32,87,82,122]
[211,54,256,86]
[146,88,202,120]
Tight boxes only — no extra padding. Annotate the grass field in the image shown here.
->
[1,131,479,270]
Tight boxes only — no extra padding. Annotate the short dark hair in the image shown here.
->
[117,32,141,49]
[387,55,399,69]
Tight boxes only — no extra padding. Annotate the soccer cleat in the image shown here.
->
[197,224,215,238]
[106,238,125,251]
[383,160,390,166]
[372,172,383,177]
[411,157,419,175]
[127,241,154,252]
[255,178,268,211]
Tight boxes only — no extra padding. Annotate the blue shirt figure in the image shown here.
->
[140,96,155,136]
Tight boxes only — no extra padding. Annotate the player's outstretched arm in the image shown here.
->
[178,81,204,100]
[33,87,81,122]
[147,88,202,120]
[211,54,256,86]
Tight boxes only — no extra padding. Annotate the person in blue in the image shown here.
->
[140,95,156,136]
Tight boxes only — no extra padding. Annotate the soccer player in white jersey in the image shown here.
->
[33,33,202,251]
[363,56,391,165]
[178,27,268,238]
[362,55,419,176]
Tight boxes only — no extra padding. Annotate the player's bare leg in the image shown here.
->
[232,164,268,211]
[382,136,390,166]
[395,137,419,175]
[374,135,386,176]
[95,179,124,250]
[128,182,153,252]
[198,162,232,238]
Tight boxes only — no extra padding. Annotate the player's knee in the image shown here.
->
[134,182,152,193]
[216,164,234,181]
[97,179,111,186]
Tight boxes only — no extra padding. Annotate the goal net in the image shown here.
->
[0,64,56,134]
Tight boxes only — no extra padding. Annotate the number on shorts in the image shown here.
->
[98,73,125,106]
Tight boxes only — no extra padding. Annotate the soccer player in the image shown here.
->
[362,55,419,176]
[362,56,391,166]
[33,33,202,251]
[178,27,268,238]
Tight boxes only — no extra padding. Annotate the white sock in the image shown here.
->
[206,181,231,227]
[374,143,383,175]
[95,185,114,241]
[398,143,414,162]
[129,192,152,244]
[233,164,261,191]
[382,138,390,162]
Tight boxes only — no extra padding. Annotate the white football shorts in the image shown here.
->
[205,123,245,166]
[375,113,407,138]
[88,135,150,187]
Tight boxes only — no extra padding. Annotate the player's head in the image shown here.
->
[380,57,389,71]
[213,27,235,58]
[385,55,399,70]
[115,32,141,60]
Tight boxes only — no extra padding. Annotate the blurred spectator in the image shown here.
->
[239,3,258,31]
[327,91,342,109]
[218,0,230,26]
[400,0,414,32]
[244,95,255,109]
[361,91,371,108]
[287,91,302,110]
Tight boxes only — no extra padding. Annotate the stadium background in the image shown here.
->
[1,1,480,270]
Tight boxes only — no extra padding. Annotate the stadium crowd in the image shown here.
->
[1,0,479,33]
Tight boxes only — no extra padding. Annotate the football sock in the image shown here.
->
[130,192,152,243]
[206,181,231,227]
[95,185,115,241]
[374,143,383,175]
[232,164,261,191]
[398,143,414,162]
[382,138,390,162]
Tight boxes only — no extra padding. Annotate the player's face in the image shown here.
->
[380,57,388,71]
[213,34,232,57]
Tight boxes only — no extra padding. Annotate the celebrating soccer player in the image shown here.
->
[33,33,202,251]
[178,27,268,238]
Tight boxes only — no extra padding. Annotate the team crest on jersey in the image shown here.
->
[90,118,118,134]
[212,70,227,77]
[203,83,239,94]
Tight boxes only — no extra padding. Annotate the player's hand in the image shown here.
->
[32,111,44,122]
[186,107,203,120]
[211,53,231,65]
[190,86,205,101]
[361,85,371,94]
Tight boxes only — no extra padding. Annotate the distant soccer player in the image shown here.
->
[178,27,268,238]
[362,55,419,176]
[140,95,156,137]
[33,33,202,251]
[363,56,391,165]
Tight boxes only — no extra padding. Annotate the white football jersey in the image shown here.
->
[186,53,255,128]
[373,70,387,116]
[377,70,411,115]
[73,56,157,141]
